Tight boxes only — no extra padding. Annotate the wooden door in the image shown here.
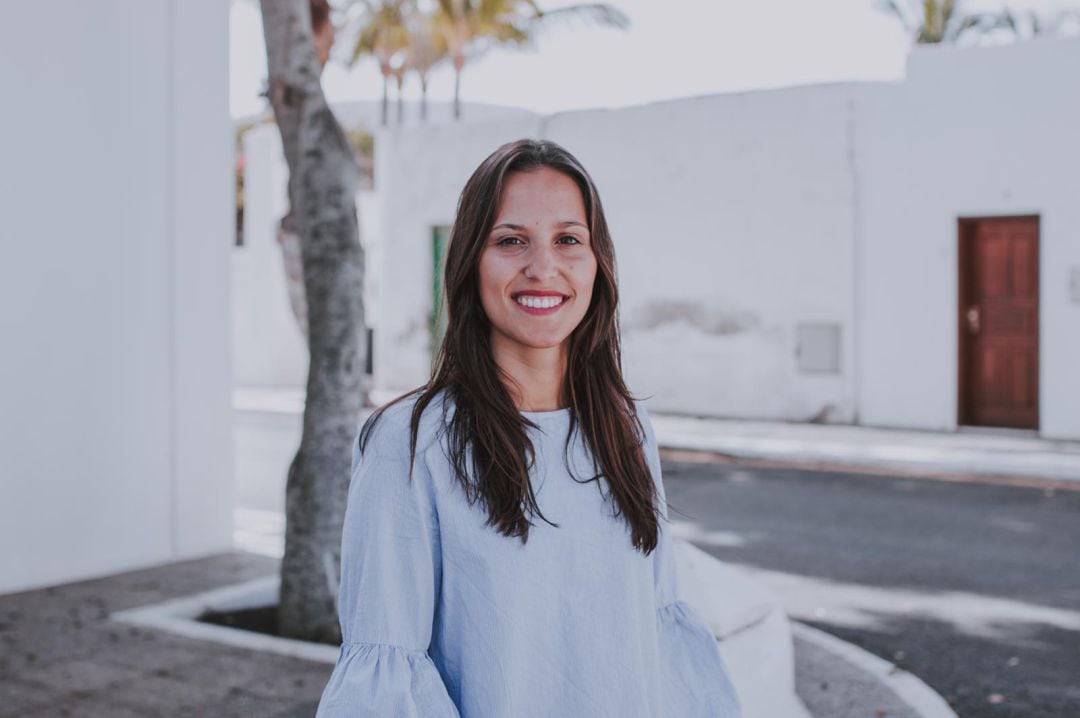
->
[958,217,1039,429]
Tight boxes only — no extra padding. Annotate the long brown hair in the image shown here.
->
[361,138,660,554]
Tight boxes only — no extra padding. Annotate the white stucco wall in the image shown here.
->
[856,37,1080,439]
[0,0,234,594]
[234,124,308,387]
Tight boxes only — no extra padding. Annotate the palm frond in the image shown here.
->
[532,3,630,31]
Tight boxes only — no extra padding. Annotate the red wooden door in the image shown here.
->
[958,217,1039,429]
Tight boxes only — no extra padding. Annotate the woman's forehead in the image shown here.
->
[495,169,587,220]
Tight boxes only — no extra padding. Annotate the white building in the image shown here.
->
[367,37,1080,441]
[0,0,234,593]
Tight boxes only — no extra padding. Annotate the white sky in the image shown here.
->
[230,0,1071,119]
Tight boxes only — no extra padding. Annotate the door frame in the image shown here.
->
[956,214,1040,430]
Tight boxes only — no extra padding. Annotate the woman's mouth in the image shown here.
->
[513,294,568,315]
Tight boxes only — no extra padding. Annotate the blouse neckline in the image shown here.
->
[519,407,571,421]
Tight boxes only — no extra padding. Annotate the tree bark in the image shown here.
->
[260,0,366,643]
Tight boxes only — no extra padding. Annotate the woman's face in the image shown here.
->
[478,167,597,358]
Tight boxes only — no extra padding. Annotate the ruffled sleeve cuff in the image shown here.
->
[316,642,461,718]
[657,600,743,718]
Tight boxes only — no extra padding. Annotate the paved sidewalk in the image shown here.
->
[650,413,1080,485]
[0,554,328,718]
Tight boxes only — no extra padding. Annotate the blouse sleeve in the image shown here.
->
[638,402,743,718]
[315,423,461,718]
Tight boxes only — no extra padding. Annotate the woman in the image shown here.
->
[316,139,742,717]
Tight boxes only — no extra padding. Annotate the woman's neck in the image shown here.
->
[491,336,568,412]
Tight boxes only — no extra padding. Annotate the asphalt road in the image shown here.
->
[660,457,1080,718]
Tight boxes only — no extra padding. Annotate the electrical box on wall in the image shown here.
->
[1070,266,1080,305]
[795,322,842,374]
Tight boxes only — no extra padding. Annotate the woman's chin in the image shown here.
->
[509,333,571,351]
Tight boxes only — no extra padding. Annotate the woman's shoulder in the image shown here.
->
[358,387,453,461]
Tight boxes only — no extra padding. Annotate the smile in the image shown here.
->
[513,294,567,314]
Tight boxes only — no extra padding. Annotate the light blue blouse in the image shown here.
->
[316,390,742,717]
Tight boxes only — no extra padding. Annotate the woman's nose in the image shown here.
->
[524,244,559,280]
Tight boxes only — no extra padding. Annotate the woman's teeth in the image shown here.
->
[515,295,565,309]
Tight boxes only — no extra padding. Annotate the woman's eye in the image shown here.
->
[496,235,582,246]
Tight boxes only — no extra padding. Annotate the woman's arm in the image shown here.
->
[636,401,743,718]
[316,420,460,717]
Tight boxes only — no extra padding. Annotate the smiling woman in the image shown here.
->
[316,139,742,717]
[478,166,598,405]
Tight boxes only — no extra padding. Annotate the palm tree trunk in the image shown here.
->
[396,74,404,125]
[260,0,366,644]
[453,54,464,120]
[420,75,429,122]
[381,72,389,127]
[453,70,461,120]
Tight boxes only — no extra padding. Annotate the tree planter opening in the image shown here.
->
[110,576,338,664]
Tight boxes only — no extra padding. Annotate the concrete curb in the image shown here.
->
[675,541,810,717]
[111,575,339,664]
[792,622,958,718]
[650,413,1080,484]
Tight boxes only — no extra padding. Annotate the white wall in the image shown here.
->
[856,38,1080,439]
[234,124,308,387]
[0,0,234,594]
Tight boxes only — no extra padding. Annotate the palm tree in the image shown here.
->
[876,0,1010,44]
[390,55,409,124]
[434,0,630,120]
[261,0,367,643]
[1001,6,1080,40]
[347,0,412,126]
[406,9,450,122]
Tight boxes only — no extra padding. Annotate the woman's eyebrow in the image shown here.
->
[490,220,588,232]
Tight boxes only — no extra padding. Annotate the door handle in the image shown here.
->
[965,305,981,335]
